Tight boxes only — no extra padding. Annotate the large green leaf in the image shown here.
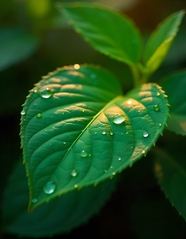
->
[154,136,186,220]
[161,69,186,136]
[58,3,142,66]
[0,29,39,71]
[144,10,185,75]
[2,160,117,237]
[20,64,169,210]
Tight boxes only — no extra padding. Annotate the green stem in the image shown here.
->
[130,65,140,87]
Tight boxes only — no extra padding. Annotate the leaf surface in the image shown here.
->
[144,10,185,74]
[161,69,186,135]
[2,160,117,237]
[20,64,169,210]
[0,28,39,71]
[58,3,142,66]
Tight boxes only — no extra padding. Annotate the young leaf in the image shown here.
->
[58,3,142,66]
[161,69,186,135]
[20,64,169,210]
[2,160,117,237]
[154,140,186,220]
[0,28,39,71]
[144,10,185,75]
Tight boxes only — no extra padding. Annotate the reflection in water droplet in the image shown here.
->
[36,113,42,118]
[158,123,162,127]
[74,184,78,188]
[21,110,26,116]
[74,64,80,69]
[143,132,149,138]
[80,150,88,158]
[102,131,106,135]
[40,88,52,99]
[110,132,114,136]
[32,198,38,203]
[118,157,122,161]
[43,181,56,194]
[113,114,125,124]
[71,169,78,177]
[156,92,160,96]
[142,150,146,154]
[112,172,116,176]
[154,104,160,111]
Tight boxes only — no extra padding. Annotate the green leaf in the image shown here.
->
[0,28,39,71]
[154,138,186,220]
[161,69,186,135]
[2,160,117,237]
[20,64,169,210]
[58,3,142,66]
[144,10,185,75]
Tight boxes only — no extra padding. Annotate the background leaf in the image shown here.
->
[0,28,39,71]
[161,69,186,136]
[154,132,186,220]
[20,64,169,210]
[58,3,142,66]
[144,10,185,75]
[2,160,117,237]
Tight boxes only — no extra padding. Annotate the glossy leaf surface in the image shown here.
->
[161,69,186,135]
[144,10,185,74]
[154,136,186,220]
[20,65,169,210]
[0,29,39,71]
[2,160,117,237]
[58,3,142,66]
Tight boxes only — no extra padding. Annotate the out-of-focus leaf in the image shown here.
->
[144,10,185,75]
[154,139,186,220]
[58,3,142,66]
[0,29,39,71]
[2,160,117,237]
[161,69,186,135]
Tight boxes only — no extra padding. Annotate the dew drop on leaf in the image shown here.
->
[158,123,162,127]
[20,110,26,116]
[74,184,78,188]
[43,181,56,194]
[142,150,146,154]
[154,104,160,111]
[110,132,114,136]
[71,169,78,177]
[118,157,122,161]
[143,132,149,138]
[74,64,80,69]
[156,92,160,96]
[80,150,88,158]
[32,198,38,203]
[40,87,53,99]
[113,114,125,124]
[36,113,42,118]
[102,131,106,135]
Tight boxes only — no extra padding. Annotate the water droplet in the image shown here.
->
[118,157,122,161]
[110,166,113,169]
[158,123,162,127]
[32,198,38,203]
[80,150,88,158]
[43,181,56,194]
[36,113,42,118]
[71,169,78,177]
[94,132,97,135]
[74,184,78,188]
[21,110,26,115]
[121,133,123,135]
[142,150,146,154]
[34,103,37,106]
[143,132,149,138]
[156,92,160,96]
[102,131,106,135]
[127,100,132,105]
[154,104,160,111]
[63,142,66,144]
[113,114,125,124]
[104,169,107,173]
[110,132,114,136]
[126,132,129,135]
[82,109,85,112]
[40,87,52,99]
[112,172,116,176]
[74,64,80,69]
